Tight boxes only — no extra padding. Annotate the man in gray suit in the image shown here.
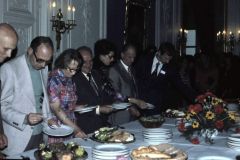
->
[0,23,18,152]
[108,43,147,125]
[0,36,54,155]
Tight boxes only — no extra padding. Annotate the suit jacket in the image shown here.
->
[73,70,111,134]
[136,53,197,113]
[0,80,3,134]
[108,61,138,98]
[108,61,139,125]
[0,54,51,155]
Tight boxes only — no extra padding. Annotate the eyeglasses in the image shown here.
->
[106,54,114,60]
[66,67,79,73]
[33,52,52,64]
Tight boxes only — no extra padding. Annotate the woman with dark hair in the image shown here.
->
[47,49,87,143]
[93,39,117,100]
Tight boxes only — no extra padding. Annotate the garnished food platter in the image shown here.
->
[91,127,135,143]
[34,142,87,160]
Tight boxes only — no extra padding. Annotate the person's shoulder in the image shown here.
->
[0,54,24,70]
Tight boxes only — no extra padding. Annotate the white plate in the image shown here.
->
[43,124,74,137]
[92,154,129,160]
[74,106,97,113]
[94,144,129,152]
[198,156,233,160]
[112,103,131,110]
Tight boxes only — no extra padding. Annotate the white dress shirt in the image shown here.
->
[151,55,163,76]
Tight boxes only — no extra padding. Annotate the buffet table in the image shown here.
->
[8,118,239,160]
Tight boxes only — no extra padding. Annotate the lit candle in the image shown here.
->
[52,1,56,16]
[72,6,76,20]
[68,5,71,19]
[222,30,226,39]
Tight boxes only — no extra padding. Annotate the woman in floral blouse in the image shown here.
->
[47,49,87,143]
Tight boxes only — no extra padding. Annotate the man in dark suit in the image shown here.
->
[136,42,197,114]
[108,43,147,125]
[73,46,113,134]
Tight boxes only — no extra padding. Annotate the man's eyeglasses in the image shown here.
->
[33,52,52,64]
[67,67,79,73]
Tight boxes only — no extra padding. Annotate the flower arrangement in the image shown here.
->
[178,92,236,144]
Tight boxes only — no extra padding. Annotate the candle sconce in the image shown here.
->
[50,1,76,50]
[177,28,188,56]
[216,30,240,53]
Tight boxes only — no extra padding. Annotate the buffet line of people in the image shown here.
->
[0,23,198,157]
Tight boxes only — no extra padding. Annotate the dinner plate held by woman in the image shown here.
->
[74,105,97,114]
[43,124,74,137]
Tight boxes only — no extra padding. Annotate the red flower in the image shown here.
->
[196,95,206,103]
[188,104,202,114]
[178,122,186,132]
[190,137,200,144]
[194,104,203,113]
[215,120,224,129]
[214,105,224,114]
[235,128,240,133]
[205,92,215,97]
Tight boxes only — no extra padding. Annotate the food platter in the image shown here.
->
[139,115,165,128]
[34,142,88,160]
[90,127,135,144]
[131,144,187,160]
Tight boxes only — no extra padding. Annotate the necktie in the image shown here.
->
[152,62,160,77]
[87,73,99,96]
[127,67,138,97]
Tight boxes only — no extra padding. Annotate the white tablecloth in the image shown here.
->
[8,118,239,160]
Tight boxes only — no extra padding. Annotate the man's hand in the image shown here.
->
[27,113,43,125]
[135,99,148,109]
[0,133,7,149]
[128,107,141,117]
[128,98,148,109]
[99,105,113,114]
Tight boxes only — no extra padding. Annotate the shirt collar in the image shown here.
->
[120,60,129,72]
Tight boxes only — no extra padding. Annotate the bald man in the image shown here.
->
[0,23,18,63]
[0,23,18,151]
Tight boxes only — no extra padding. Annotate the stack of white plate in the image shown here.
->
[92,144,130,160]
[227,134,240,151]
[143,128,172,144]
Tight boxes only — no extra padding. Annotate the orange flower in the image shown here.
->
[192,121,199,128]
[205,111,215,120]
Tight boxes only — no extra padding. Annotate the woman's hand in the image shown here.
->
[128,107,141,117]
[75,104,88,110]
[47,118,60,127]
[74,130,87,139]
